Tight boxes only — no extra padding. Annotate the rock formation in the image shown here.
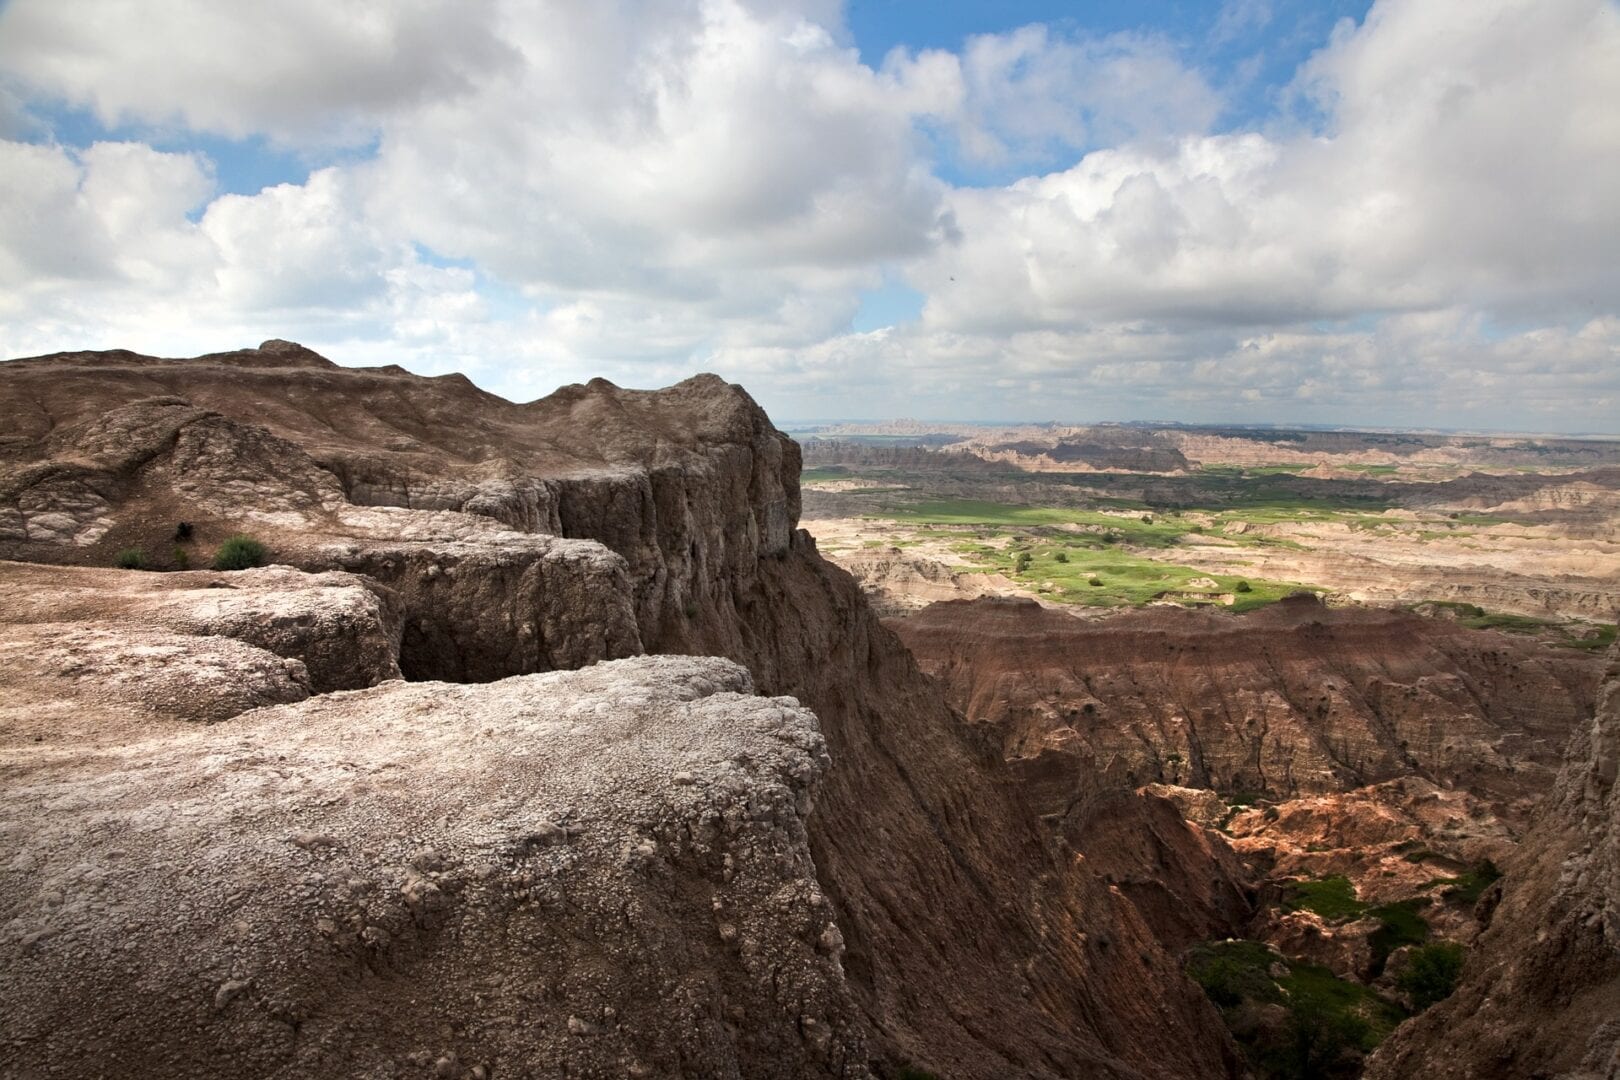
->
[1365,644,1620,1079]
[0,342,1238,1079]
[892,594,1601,804]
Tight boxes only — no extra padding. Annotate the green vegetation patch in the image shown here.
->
[1396,942,1466,1011]
[114,547,147,570]
[1187,940,1407,1079]
[1283,876,1366,921]
[799,466,850,483]
[213,535,269,571]
[1367,900,1430,973]
[1429,859,1502,906]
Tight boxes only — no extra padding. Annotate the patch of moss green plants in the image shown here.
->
[1187,940,1407,1079]
[1366,900,1430,973]
[1428,859,1501,906]
[1283,876,1367,921]
[1396,942,1465,1011]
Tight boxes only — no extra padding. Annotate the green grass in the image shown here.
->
[1429,860,1502,906]
[114,547,146,570]
[985,542,1313,611]
[1565,624,1619,650]
[867,498,1320,612]
[1367,900,1430,973]
[1187,940,1408,1079]
[886,498,1190,545]
[1281,877,1432,973]
[799,466,850,483]
[1283,876,1366,921]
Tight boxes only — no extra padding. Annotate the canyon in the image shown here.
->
[3,341,1617,1079]
[1,343,1235,1079]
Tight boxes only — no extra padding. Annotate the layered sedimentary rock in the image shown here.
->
[892,594,1601,803]
[1366,646,1620,1079]
[0,343,1238,1079]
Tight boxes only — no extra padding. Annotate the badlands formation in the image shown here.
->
[3,340,1618,1079]
[2,343,1234,1079]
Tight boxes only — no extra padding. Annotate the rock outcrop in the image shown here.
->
[892,594,1601,803]
[1365,645,1620,1079]
[0,343,1239,1079]
[2,654,864,1079]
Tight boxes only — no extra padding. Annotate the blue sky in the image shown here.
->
[0,0,1616,431]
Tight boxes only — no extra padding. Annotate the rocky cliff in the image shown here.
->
[891,594,1601,805]
[1365,644,1620,1079]
[0,342,1238,1079]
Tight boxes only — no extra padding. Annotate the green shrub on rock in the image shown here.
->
[212,535,268,571]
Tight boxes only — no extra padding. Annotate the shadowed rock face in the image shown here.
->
[0,343,1239,1079]
[1365,645,1620,1080]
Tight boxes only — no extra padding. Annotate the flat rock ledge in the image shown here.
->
[0,656,865,1079]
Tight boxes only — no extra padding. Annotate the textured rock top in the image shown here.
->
[1,656,861,1078]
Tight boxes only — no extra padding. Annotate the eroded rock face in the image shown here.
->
[892,594,1601,802]
[1366,646,1620,1080]
[1,656,864,1079]
[0,343,1240,1079]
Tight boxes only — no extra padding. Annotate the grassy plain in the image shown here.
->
[799,456,1619,635]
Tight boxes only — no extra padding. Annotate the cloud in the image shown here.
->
[883,25,1222,167]
[0,0,518,144]
[0,0,1616,431]
[912,0,1620,336]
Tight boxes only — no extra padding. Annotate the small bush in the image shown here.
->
[1014,551,1033,573]
[172,545,191,571]
[1235,580,1253,593]
[1053,551,1069,563]
[212,535,268,571]
[1397,942,1464,1010]
[114,547,146,570]
[1088,576,1104,587]
[173,521,193,541]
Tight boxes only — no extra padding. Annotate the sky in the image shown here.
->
[0,0,1617,431]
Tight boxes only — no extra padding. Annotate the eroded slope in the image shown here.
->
[0,342,1238,1079]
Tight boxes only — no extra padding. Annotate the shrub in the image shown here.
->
[114,547,146,570]
[1235,580,1253,593]
[1397,942,1465,1010]
[173,521,193,541]
[1088,576,1104,587]
[1014,551,1033,572]
[172,545,190,571]
[1053,551,1069,563]
[212,535,268,571]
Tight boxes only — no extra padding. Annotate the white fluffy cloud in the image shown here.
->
[916,0,1620,335]
[0,0,1616,430]
[0,0,516,144]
